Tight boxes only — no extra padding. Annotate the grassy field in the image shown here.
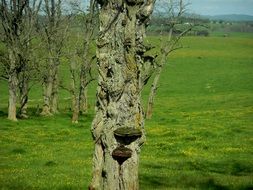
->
[0,33,253,189]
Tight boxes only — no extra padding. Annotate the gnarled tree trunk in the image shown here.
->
[8,50,18,121]
[90,0,155,189]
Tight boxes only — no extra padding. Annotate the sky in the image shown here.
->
[80,0,253,16]
[187,0,253,16]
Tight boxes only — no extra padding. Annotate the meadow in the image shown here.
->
[0,33,253,189]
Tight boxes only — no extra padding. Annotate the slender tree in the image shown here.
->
[90,0,156,189]
[66,0,97,123]
[146,0,194,119]
[78,0,98,115]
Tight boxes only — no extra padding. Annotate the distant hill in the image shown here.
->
[204,14,253,22]
[152,12,253,22]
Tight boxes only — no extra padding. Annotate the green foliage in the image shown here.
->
[1,34,253,189]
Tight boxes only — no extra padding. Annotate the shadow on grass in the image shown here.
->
[0,183,81,190]
[143,158,253,176]
[44,160,57,167]
[11,148,26,154]
[0,110,7,117]
[141,160,253,189]
[0,183,38,190]
[56,185,81,190]
[140,174,169,189]
[0,107,94,123]
[199,179,229,190]
[140,174,231,190]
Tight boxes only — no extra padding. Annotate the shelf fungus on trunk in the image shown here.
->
[112,145,132,165]
[126,0,144,5]
[114,127,142,145]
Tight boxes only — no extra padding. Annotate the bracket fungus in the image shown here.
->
[112,145,132,165]
[126,0,144,5]
[114,127,142,145]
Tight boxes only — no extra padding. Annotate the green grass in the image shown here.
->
[0,114,94,189]
[1,34,253,189]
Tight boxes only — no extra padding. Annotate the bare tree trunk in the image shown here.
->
[146,56,165,119]
[79,23,94,114]
[41,66,53,116]
[69,56,79,123]
[71,79,79,123]
[18,70,29,118]
[90,1,155,189]
[51,64,59,114]
[79,64,88,114]
[79,85,88,114]
[8,50,18,121]
[71,96,79,123]
[8,80,18,121]
[41,57,59,115]
[81,86,88,113]
[41,81,53,115]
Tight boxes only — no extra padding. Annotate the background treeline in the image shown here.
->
[148,14,253,36]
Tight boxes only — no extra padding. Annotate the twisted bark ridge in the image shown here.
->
[90,0,155,189]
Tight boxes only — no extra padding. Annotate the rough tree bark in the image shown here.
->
[90,0,155,189]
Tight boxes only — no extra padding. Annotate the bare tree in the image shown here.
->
[65,0,97,123]
[146,0,194,119]
[78,1,98,115]
[0,0,41,120]
[40,0,67,116]
[65,36,95,123]
[89,0,156,189]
